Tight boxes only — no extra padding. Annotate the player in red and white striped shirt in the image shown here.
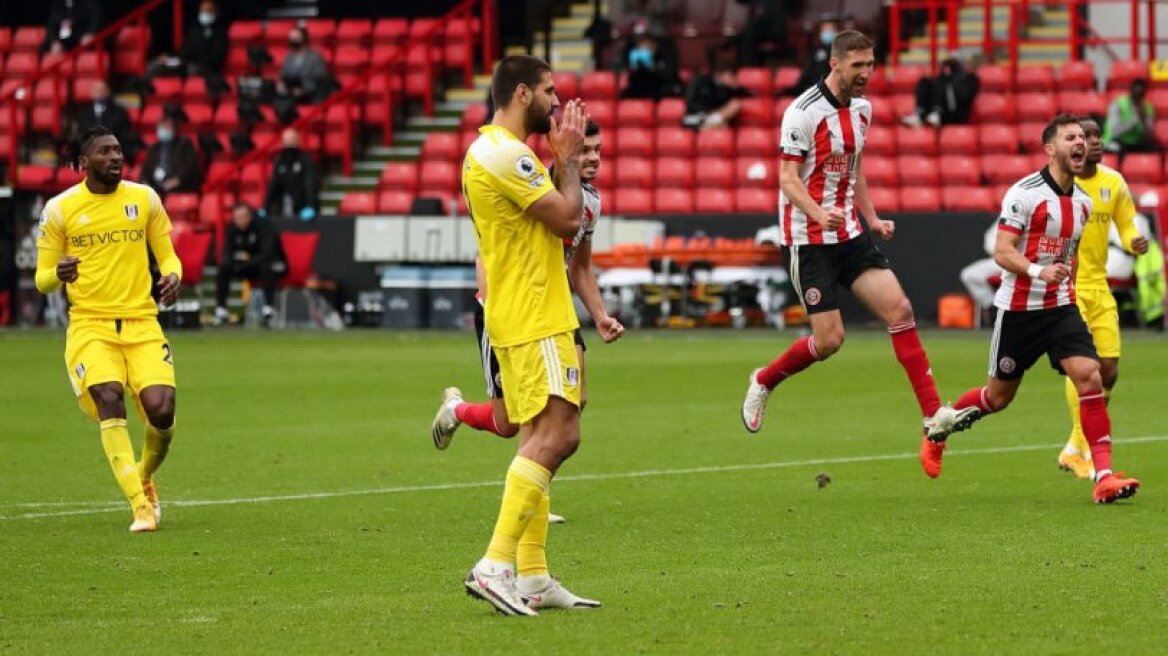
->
[933,114,1140,504]
[742,30,961,449]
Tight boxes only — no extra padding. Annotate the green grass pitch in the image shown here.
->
[1,328,1165,654]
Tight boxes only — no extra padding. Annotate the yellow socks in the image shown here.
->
[100,419,146,509]
[517,492,551,577]
[138,422,175,481]
[485,456,551,564]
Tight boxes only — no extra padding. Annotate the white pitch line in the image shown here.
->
[4,435,1165,522]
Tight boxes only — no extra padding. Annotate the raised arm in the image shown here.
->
[527,100,588,238]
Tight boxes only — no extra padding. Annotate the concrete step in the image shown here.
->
[392,130,429,146]
[354,161,388,174]
[405,116,461,131]
[321,191,347,203]
[323,176,378,192]
[366,145,422,161]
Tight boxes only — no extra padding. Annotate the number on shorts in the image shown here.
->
[162,343,173,365]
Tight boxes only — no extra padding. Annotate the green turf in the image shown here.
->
[1,328,1165,654]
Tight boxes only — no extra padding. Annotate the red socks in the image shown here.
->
[954,386,995,415]
[757,335,820,390]
[455,401,502,436]
[1080,392,1113,477]
[888,322,942,417]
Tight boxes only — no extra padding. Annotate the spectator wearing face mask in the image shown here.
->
[262,128,319,221]
[71,80,141,162]
[787,18,838,96]
[901,56,980,128]
[140,116,202,195]
[279,27,332,104]
[41,0,102,55]
[619,19,682,100]
[148,0,229,77]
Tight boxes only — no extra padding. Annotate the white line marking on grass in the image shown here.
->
[4,435,1165,521]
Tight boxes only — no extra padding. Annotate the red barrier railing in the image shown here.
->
[201,0,496,245]
[890,0,1166,71]
[4,0,180,173]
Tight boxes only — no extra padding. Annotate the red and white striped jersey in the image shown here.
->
[994,167,1093,311]
[778,79,872,246]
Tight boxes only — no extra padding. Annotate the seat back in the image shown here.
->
[279,232,320,287]
[173,231,213,287]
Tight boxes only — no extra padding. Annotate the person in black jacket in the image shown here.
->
[148,0,229,77]
[70,80,141,163]
[682,64,751,131]
[262,128,319,221]
[214,203,286,327]
[140,115,202,195]
[41,0,102,55]
[902,57,980,128]
[786,17,837,96]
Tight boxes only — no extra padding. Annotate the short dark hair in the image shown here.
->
[491,55,552,108]
[1042,113,1082,144]
[585,120,600,137]
[63,125,116,171]
[232,201,254,215]
[830,30,874,59]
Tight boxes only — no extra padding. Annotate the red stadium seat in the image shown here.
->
[735,187,776,213]
[657,98,686,125]
[862,155,898,187]
[378,162,418,191]
[1155,119,1168,147]
[612,188,653,214]
[864,125,895,156]
[265,19,299,46]
[334,46,369,76]
[655,188,694,213]
[1120,153,1162,184]
[1148,89,1168,116]
[580,71,617,99]
[735,127,776,157]
[897,155,941,186]
[552,72,578,100]
[655,126,694,158]
[616,127,654,158]
[1057,60,1096,91]
[656,157,694,187]
[887,65,926,93]
[5,52,38,77]
[695,188,734,213]
[1016,121,1047,150]
[152,77,183,101]
[71,77,100,103]
[1108,60,1148,90]
[588,100,615,128]
[615,157,654,188]
[971,93,1016,123]
[372,19,408,45]
[1016,92,1057,122]
[335,19,373,46]
[938,155,982,186]
[982,154,1033,184]
[618,99,654,127]
[737,98,773,127]
[113,26,150,76]
[738,68,773,96]
[866,66,890,95]
[184,103,213,131]
[942,186,997,211]
[864,94,894,126]
[339,192,377,215]
[419,161,459,194]
[938,125,978,155]
[461,103,487,130]
[774,66,800,92]
[735,157,776,188]
[976,64,1013,93]
[164,193,200,224]
[229,21,263,45]
[377,190,414,214]
[15,164,57,192]
[899,186,942,212]
[695,130,734,158]
[773,97,793,124]
[978,124,1021,154]
[890,93,916,120]
[422,132,460,161]
[694,157,734,188]
[895,126,938,155]
[12,27,44,52]
[1015,65,1055,93]
[1056,91,1106,116]
[866,186,900,212]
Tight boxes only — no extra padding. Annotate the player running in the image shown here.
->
[1054,117,1149,479]
[927,114,1140,504]
[458,55,600,616]
[431,120,623,453]
[740,30,961,450]
[35,126,181,532]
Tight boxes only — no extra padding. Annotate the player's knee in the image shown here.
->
[142,388,176,429]
[815,330,845,358]
[1074,368,1103,396]
[986,388,1013,411]
[889,297,915,325]
[557,431,581,462]
[497,421,520,438]
[88,383,125,417]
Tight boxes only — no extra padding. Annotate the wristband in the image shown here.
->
[1027,263,1043,279]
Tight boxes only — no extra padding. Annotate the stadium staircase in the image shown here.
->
[527,1,602,75]
[899,2,1071,65]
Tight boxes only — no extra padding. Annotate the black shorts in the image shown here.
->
[988,305,1098,380]
[473,303,585,399]
[782,234,891,314]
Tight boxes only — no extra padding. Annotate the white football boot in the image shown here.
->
[518,575,601,610]
[464,559,537,616]
[741,369,771,433]
[430,387,462,450]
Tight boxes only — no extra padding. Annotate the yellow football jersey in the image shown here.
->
[37,180,174,319]
[462,125,578,347]
[1074,164,1141,291]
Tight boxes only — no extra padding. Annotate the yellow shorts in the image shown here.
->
[1076,288,1120,358]
[494,332,581,424]
[65,317,176,422]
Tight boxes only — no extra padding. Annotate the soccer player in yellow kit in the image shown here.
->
[1058,118,1149,478]
[35,127,182,532]
[460,55,599,616]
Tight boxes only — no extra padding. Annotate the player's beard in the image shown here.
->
[92,165,122,187]
[526,103,553,135]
